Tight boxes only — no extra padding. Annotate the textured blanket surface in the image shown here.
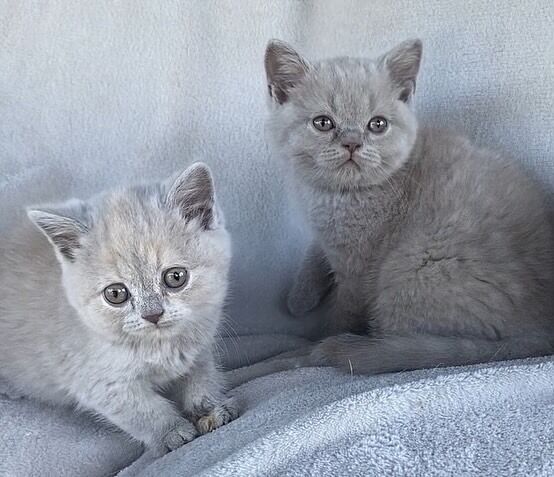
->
[2,338,553,477]
[1,0,553,476]
[126,356,554,477]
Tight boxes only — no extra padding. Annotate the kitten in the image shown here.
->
[0,163,237,455]
[260,38,554,375]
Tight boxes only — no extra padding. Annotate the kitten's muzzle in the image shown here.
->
[341,140,361,155]
[142,310,164,325]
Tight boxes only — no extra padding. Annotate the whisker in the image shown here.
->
[217,318,246,366]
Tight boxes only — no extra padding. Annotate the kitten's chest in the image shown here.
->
[104,339,195,385]
[306,189,395,268]
[140,347,191,385]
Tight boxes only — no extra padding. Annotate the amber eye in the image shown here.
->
[368,116,388,133]
[163,267,188,289]
[103,283,129,306]
[312,115,335,131]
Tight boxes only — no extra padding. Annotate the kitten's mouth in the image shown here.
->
[153,321,175,330]
[125,321,175,335]
[339,157,361,170]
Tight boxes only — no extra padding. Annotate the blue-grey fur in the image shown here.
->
[0,163,237,455]
[262,39,554,375]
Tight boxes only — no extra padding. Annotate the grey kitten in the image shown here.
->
[260,39,554,375]
[0,163,237,455]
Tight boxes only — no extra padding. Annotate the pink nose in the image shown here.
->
[142,311,164,324]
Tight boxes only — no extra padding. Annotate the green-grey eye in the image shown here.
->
[163,267,188,289]
[313,115,335,131]
[103,283,129,305]
[368,116,388,133]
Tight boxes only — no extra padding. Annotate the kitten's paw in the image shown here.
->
[162,419,199,451]
[311,334,371,373]
[196,398,239,434]
[0,380,25,400]
[310,337,341,366]
[310,334,362,367]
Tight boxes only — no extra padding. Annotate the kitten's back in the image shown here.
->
[0,219,77,403]
[382,127,554,334]
[414,127,551,246]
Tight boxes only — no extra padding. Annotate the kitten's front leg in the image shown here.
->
[287,242,334,316]
[76,380,198,455]
[177,354,238,435]
[331,279,370,334]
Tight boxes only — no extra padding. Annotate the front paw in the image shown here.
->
[162,419,199,451]
[196,398,239,434]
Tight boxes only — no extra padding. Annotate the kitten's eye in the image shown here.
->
[312,116,335,131]
[368,116,388,134]
[103,283,129,306]
[163,267,188,289]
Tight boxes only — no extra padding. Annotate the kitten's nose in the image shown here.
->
[341,141,361,154]
[142,311,164,325]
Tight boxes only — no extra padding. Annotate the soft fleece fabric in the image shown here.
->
[1,1,553,475]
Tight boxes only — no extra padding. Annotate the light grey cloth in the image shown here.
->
[124,355,554,477]
[0,390,142,477]
[1,0,554,475]
[2,337,553,477]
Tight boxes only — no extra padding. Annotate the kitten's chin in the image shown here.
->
[304,163,392,192]
[124,323,179,338]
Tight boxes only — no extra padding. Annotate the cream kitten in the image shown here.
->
[0,163,237,455]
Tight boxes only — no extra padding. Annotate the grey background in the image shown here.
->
[1,0,553,337]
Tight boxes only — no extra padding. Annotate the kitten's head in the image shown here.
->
[265,39,422,191]
[27,163,230,345]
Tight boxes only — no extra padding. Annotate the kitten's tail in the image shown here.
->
[315,333,554,375]
[226,332,554,387]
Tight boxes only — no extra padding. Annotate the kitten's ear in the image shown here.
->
[27,200,90,262]
[166,162,219,229]
[380,39,423,102]
[265,40,311,104]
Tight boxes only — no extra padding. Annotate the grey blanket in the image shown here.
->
[129,356,554,477]
[2,335,553,476]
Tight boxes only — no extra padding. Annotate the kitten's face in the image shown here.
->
[29,163,230,344]
[265,40,422,191]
